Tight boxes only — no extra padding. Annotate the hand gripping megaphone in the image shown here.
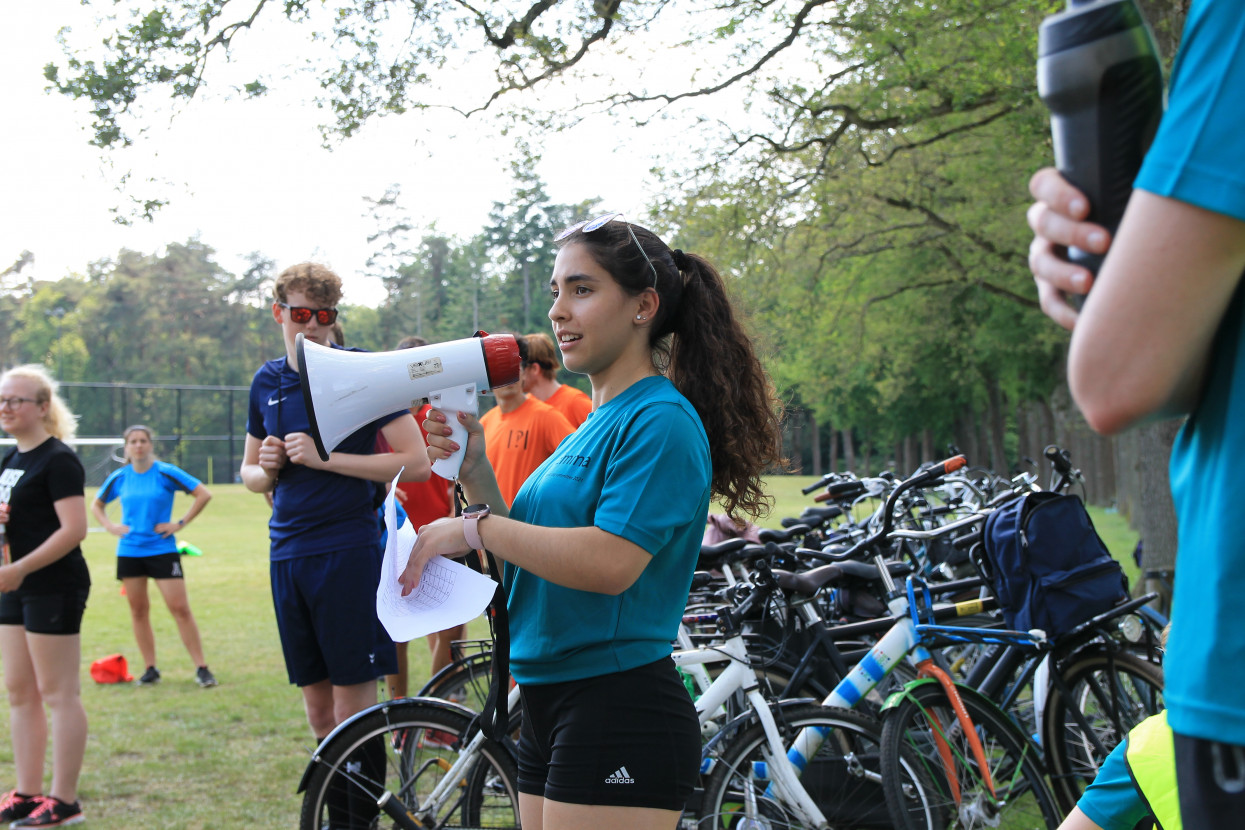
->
[296,331,521,479]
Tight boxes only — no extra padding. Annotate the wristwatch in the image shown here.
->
[462,503,491,551]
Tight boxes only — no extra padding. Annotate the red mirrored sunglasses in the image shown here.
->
[279,303,338,325]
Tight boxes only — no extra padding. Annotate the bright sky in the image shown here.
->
[0,2,696,306]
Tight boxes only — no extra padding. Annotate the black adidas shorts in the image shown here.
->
[117,552,184,581]
[516,656,700,811]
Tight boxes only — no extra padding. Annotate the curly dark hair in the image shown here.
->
[556,218,786,521]
[274,262,342,307]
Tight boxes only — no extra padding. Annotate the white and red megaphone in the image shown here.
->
[296,331,520,478]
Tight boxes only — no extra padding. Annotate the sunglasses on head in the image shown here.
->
[555,212,659,288]
[279,303,339,325]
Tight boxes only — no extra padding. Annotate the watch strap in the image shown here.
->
[463,510,487,550]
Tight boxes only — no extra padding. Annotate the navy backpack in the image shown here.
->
[981,491,1128,639]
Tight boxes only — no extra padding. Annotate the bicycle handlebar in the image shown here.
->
[1044,444,1072,475]
[812,479,868,502]
[824,455,968,564]
[801,474,837,495]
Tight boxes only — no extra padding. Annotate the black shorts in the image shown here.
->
[516,657,700,811]
[117,553,184,580]
[0,589,89,635]
[1175,731,1245,826]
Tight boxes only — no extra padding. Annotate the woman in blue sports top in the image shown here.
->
[92,425,217,688]
[401,215,785,830]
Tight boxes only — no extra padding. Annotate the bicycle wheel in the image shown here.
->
[881,681,1060,830]
[299,699,520,830]
[698,703,941,830]
[421,651,496,711]
[1042,648,1164,812]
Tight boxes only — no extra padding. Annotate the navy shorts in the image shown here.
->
[0,589,90,635]
[1175,731,1245,826]
[270,547,398,687]
[517,657,700,811]
[117,552,184,580]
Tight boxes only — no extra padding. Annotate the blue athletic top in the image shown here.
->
[246,354,404,561]
[1076,740,1150,830]
[97,460,201,557]
[1133,0,1245,746]
[506,375,711,685]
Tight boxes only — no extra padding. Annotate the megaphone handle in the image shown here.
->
[428,383,479,481]
[432,414,470,480]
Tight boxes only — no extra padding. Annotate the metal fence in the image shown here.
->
[2,381,254,487]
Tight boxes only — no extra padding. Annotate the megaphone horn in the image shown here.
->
[296,332,521,477]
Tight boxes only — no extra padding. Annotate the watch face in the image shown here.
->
[464,503,490,518]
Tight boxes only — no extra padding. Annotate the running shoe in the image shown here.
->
[195,666,218,688]
[10,796,83,827]
[0,790,40,823]
[136,666,160,685]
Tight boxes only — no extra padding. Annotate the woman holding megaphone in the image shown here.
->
[401,214,785,830]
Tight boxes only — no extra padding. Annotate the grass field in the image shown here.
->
[0,478,1139,827]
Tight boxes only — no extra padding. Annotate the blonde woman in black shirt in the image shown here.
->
[0,365,89,828]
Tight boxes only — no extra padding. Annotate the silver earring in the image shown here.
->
[636,315,644,320]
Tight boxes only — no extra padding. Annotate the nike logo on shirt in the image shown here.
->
[268,396,288,406]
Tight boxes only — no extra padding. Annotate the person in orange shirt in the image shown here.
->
[522,332,593,427]
[480,336,575,506]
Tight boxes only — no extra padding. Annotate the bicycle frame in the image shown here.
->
[673,616,837,827]
[781,459,1050,814]
[403,683,523,822]
[300,685,523,827]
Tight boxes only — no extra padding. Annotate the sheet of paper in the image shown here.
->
[376,470,497,643]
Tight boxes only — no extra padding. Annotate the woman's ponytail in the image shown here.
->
[661,254,786,522]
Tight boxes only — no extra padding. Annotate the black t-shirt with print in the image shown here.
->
[0,437,91,594]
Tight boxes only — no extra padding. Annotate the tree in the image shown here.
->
[483,142,596,334]
[47,1,1052,202]
[41,0,1185,538]
[363,184,420,338]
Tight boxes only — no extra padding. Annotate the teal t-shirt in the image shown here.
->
[1133,0,1245,746]
[1076,740,1150,830]
[505,375,711,685]
[97,460,201,557]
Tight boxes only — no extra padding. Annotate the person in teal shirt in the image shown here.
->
[402,213,784,830]
[1028,0,1245,823]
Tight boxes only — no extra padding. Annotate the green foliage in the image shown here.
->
[481,141,598,335]
[31,0,1155,466]
[650,0,1069,461]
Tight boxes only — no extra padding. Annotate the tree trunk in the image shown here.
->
[956,406,981,469]
[788,410,804,474]
[522,258,531,332]
[810,413,821,477]
[842,428,855,473]
[1016,403,1033,470]
[1114,419,1181,615]
[985,376,1008,472]
[921,428,933,464]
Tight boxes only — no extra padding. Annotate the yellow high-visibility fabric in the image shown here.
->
[1125,711,1181,830]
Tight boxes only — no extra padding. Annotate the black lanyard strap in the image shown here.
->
[454,483,511,744]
